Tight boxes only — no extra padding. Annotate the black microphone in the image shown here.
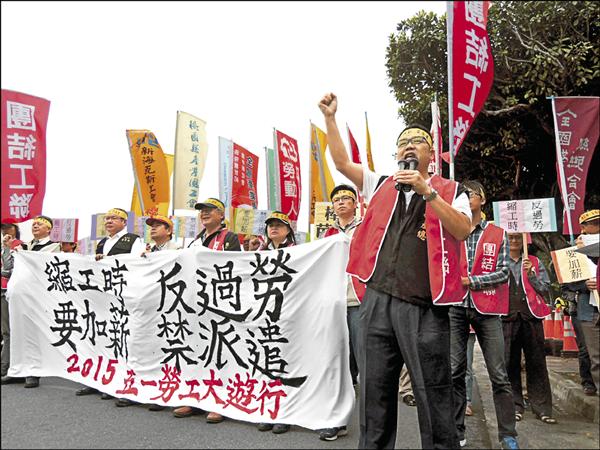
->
[395,157,419,192]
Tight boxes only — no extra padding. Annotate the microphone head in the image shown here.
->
[397,159,407,170]
[406,157,419,171]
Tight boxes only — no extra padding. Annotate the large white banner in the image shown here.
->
[7,235,353,429]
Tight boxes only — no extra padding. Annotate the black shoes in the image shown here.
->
[24,377,39,388]
[75,386,98,396]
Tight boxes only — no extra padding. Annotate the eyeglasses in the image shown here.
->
[396,136,429,149]
[332,196,354,204]
[466,190,483,199]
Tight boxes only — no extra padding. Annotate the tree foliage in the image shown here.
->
[385,1,599,232]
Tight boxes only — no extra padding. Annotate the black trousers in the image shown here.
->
[502,316,553,417]
[571,315,596,390]
[358,287,458,449]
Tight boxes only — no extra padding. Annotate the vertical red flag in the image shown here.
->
[346,124,366,216]
[448,1,494,159]
[551,96,599,236]
[1,90,50,223]
[274,129,301,222]
[346,124,362,164]
[230,142,259,209]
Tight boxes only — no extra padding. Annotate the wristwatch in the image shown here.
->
[423,188,438,202]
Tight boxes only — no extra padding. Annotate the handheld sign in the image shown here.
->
[49,218,79,243]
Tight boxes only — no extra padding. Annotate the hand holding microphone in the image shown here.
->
[395,157,419,192]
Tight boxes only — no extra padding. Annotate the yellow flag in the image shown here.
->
[127,130,171,215]
[310,123,335,223]
[131,154,174,216]
[365,112,375,172]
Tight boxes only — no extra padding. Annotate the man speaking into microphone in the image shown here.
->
[318,92,471,449]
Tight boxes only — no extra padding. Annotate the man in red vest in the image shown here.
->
[503,232,555,424]
[319,93,471,449]
[450,180,518,449]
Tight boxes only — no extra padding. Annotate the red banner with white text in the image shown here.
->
[274,130,301,222]
[450,1,494,156]
[231,143,259,209]
[1,90,50,223]
[552,97,599,235]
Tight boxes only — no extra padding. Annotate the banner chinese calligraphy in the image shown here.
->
[219,137,234,221]
[131,154,174,217]
[232,208,271,236]
[8,235,354,429]
[550,96,599,236]
[448,1,494,157]
[492,198,557,233]
[231,143,259,209]
[49,218,79,243]
[1,89,50,223]
[274,130,301,223]
[127,130,170,215]
[173,112,208,210]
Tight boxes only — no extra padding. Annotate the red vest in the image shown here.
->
[460,223,509,315]
[346,175,464,305]
[324,226,366,302]
[207,229,230,251]
[520,255,552,319]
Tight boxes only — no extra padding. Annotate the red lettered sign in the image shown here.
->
[274,130,301,222]
[450,1,494,156]
[1,90,50,223]
[231,143,259,209]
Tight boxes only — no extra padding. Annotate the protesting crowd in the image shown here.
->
[0,91,597,450]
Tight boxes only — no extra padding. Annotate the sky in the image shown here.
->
[1,1,447,241]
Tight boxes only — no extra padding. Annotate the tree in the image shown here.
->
[385,1,599,223]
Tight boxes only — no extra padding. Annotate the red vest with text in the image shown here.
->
[206,229,230,251]
[460,223,509,315]
[520,255,552,318]
[324,226,366,302]
[347,175,463,305]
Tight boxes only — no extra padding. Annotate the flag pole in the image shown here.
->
[549,96,575,244]
[171,112,180,217]
[446,1,455,180]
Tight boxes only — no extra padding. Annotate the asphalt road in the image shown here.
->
[1,377,490,449]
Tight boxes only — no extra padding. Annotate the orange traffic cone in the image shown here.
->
[553,309,564,341]
[543,311,555,339]
[561,316,579,356]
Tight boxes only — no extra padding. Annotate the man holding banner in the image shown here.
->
[449,180,518,449]
[319,93,471,449]
[504,232,556,425]
[1,215,60,388]
[75,208,142,399]
[176,197,240,423]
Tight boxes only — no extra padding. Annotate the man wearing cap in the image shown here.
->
[575,209,599,392]
[188,198,240,252]
[75,208,142,398]
[449,180,518,448]
[319,93,471,449]
[1,216,60,388]
[174,198,239,422]
[145,215,180,252]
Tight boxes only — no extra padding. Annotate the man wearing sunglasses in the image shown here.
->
[318,93,471,450]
